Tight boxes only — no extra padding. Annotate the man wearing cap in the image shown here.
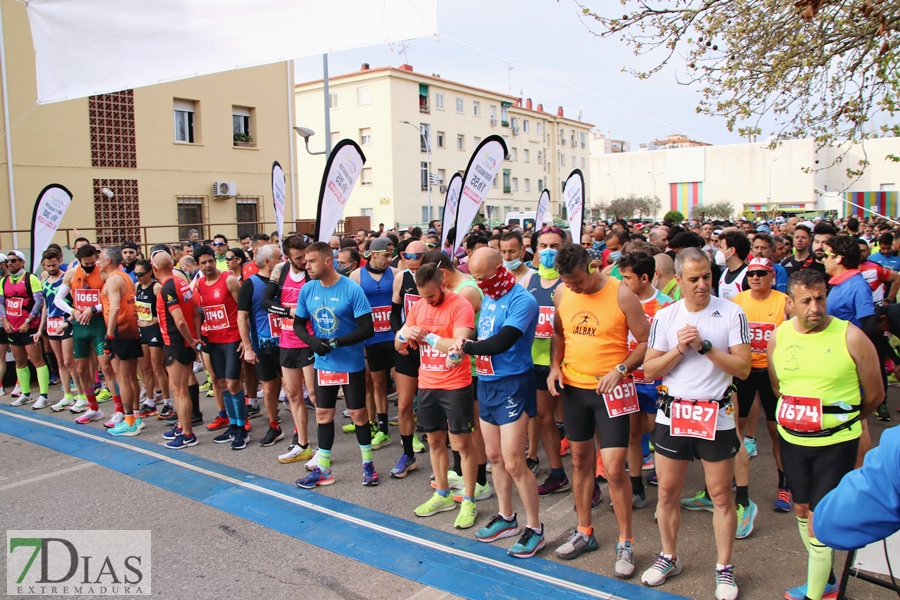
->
[121,241,140,283]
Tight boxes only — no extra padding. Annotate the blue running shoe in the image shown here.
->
[774,487,792,513]
[647,471,658,486]
[390,454,418,479]
[735,500,758,539]
[362,461,379,486]
[296,467,335,489]
[162,426,182,440]
[508,526,545,558]
[476,513,519,543]
[784,580,839,600]
[165,434,198,450]
[108,421,139,437]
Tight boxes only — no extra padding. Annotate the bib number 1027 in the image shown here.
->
[670,400,718,440]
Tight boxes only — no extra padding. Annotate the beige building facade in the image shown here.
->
[0,0,295,258]
[294,64,592,228]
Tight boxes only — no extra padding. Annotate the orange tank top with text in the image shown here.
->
[102,270,139,340]
[558,277,630,389]
[70,265,105,315]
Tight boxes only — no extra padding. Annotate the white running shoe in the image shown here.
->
[256,385,264,399]
[305,450,321,471]
[154,391,163,404]
[11,383,22,397]
[69,397,89,413]
[51,397,75,412]
[10,394,33,407]
[103,412,125,428]
[75,409,104,424]
[139,387,147,402]
[192,361,203,373]
[32,396,51,410]
[0,386,5,396]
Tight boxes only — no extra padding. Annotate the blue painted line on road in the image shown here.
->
[0,406,687,600]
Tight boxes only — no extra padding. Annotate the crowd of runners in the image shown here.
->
[3,212,898,600]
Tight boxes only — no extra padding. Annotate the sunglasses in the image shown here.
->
[540,226,563,235]
[747,270,771,278]
[135,271,149,277]
[426,243,439,249]
[226,255,238,260]
[212,242,226,247]
[823,250,838,259]
[402,252,423,261]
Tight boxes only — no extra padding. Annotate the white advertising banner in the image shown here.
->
[30,184,72,270]
[535,188,552,233]
[315,140,366,242]
[563,169,585,245]
[272,161,286,242]
[440,173,462,249]
[452,135,508,253]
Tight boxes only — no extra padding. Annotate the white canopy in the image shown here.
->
[26,0,437,104]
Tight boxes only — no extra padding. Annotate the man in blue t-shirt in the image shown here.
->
[869,232,900,272]
[291,242,377,489]
[453,248,545,558]
[823,237,875,328]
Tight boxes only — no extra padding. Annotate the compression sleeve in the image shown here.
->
[293,316,316,344]
[262,278,292,317]
[28,291,45,319]
[237,279,255,312]
[0,296,5,318]
[462,326,522,356]
[390,302,403,331]
[54,284,74,315]
[334,314,375,347]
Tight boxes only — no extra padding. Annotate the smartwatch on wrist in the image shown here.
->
[615,363,628,377]
[698,340,713,355]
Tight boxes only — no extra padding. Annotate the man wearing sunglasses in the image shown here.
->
[212,234,229,271]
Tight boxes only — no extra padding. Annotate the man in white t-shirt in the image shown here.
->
[640,247,751,600]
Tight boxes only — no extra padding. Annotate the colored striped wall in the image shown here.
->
[669,182,702,216]
[843,191,898,218]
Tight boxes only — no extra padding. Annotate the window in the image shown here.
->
[512,177,518,192]
[94,179,141,244]
[560,153,565,166]
[537,150,542,164]
[173,99,195,144]
[580,131,587,147]
[361,167,373,185]
[236,196,261,238]
[510,147,517,161]
[503,169,511,194]
[511,117,518,130]
[232,106,252,145]
[457,134,464,151]
[329,92,339,109]
[572,131,577,145]
[456,96,464,113]
[438,169,446,185]
[473,101,480,117]
[361,208,374,217]
[537,122,543,136]
[474,136,481,146]
[559,128,565,143]
[581,157,586,169]
[523,119,529,133]
[357,86,370,105]
[422,206,431,222]
[436,93,444,110]
[493,174,498,188]
[490,105,496,121]
[92,91,137,167]
[501,103,510,126]
[538,179,543,190]
[420,123,431,152]
[524,149,530,163]
[359,127,371,145]
[419,83,429,113]
[436,131,445,148]
[177,196,204,240]
[421,161,429,191]
[572,155,577,168]
[524,178,531,193]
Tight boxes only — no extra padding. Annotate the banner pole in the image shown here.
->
[0,1,18,248]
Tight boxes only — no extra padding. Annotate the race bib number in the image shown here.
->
[670,399,719,440]
[280,302,296,333]
[47,316,67,336]
[372,305,391,333]
[404,293,421,318]
[420,343,450,372]
[778,395,823,433]
[5,297,23,317]
[603,380,639,417]
[475,354,494,376]
[73,288,99,311]
[267,313,283,338]
[202,304,230,330]
[749,322,775,354]
[535,306,554,339]
[317,370,349,386]
[135,300,153,322]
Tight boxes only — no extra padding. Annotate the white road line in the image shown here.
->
[0,462,96,491]
[405,587,452,600]
[1,411,623,600]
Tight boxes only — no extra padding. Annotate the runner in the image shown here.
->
[398,262,478,528]
[2,250,50,409]
[388,239,428,478]
[293,242,377,488]
[750,232,788,292]
[41,250,86,412]
[717,230,750,302]
[781,224,821,277]
[769,269,882,600]
[641,247,751,600]
[262,235,317,465]
[548,243,649,578]
[238,243,284,447]
[498,231,533,283]
[99,246,144,437]
[133,259,171,419]
[192,244,246,449]
[120,241,140,283]
[454,247,545,557]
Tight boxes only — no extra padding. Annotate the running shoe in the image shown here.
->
[10,394,33,407]
[135,418,145,431]
[591,485,604,508]
[876,404,892,421]
[555,529,598,560]
[243,420,250,432]
[614,540,636,578]
[681,490,715,512]
[476,514,520,542]
[0,386,5,396]
[452,482,493,503]
[278,434,314,464]
[157,404,174,419]
[256,386,264,399]
[412,434,426,453]
[784,580,839,600]
[388,414,399,426]
[342,422,356,433]
[108,421,140,437]
[75,409,103,424]
[193,361,204,373]
[390,454,418,479]
[51,397,75,412]
[162,426,183,440]
[538,474,571,496]
[596,452,607,481]
[508,527,545,558]
[165,434,198,450]
[647,471,658,486]
[214,425,238,444]
[743,436,758,457]
[559,436,570,456]
[259,426,284,447]
[95,388,112,403]
[206,387,214,398]
[231,430,248,450]
[774,487,792,513]
[138,404,158,418]
[362,461,379,486]
[163,413,179,425]
[49,373,60,385]
[305,451,321,471]
[206,415,230,431]
[526,457,540,475]
[103,412,124,429]
[414,492,456,517]
[632,492,649,509]
[198,379,210,392]
[11,382,21,397]
[295,467,335,489]
[31,396,51,410]
[715,564,739,600]
[642,454,655,471]
[454,499,477,529]
[486,461,492,473]
[371,431,391,450]
[641,553,682,586]
[735,500,758,539]
[247,404,262,419]
[342,409,351,418]
[431,470,465,491]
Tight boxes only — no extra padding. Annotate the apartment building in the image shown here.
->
[0,0,295,253]
[294,64,592,226]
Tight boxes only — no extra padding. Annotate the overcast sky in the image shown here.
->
[294,0,760,147]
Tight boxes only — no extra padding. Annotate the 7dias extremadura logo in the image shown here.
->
[7,530,151,596]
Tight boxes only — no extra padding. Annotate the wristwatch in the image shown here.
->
[328,338,338,349]
[615,364,628,377]
[698,340,713,355]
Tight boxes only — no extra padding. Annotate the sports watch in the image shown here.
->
[615,364,628,376]
[698,340,712,355]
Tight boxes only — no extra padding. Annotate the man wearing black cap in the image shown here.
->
[121,241,140,283]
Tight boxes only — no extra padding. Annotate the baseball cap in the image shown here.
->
[369,237,392,253]
[634,223,645,231]
[756,224,771,233]
[0,253,7,262]
[8,250,25,261]
[748,257,774,272]
[587,248,603,261]
[121,240,139,251]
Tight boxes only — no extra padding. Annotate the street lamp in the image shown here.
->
[768,158,778,208]
[647,170,657,200]
[294,126,327,156]
[607,172,617,201]
[400,120,431,222]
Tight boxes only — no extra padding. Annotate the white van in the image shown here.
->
[505,211,537,230]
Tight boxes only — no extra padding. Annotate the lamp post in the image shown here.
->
[293,126,327,156]
[607,172,617,201]
[648,170,657,200]
[400,120,431,223]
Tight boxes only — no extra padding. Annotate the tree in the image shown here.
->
[578,1,899,174]
[664,210,685,224]
[694,200,734,220]
[607,194,662,219]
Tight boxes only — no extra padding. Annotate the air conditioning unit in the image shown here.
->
[512,126,520,135]
[581,141,587,148]
[440,185,448,193]
[490,117,498,126]
[560,139,567,145]
[213,181,237,197]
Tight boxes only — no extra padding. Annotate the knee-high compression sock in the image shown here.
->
[222,391,236,423]
[113,395,124,413]
[631,475,645,496]
[36,365,50,395]
[401,434,414,458]
[355,423,373,464]
[188,383,200,416]
[317,422,335,470]
[16,367,31,395]
[797,517,812,553]
[232,391,246,426]
[807,536,834,600]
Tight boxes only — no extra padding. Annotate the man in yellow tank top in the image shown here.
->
[547,243,649,578]
[768,269,882,600]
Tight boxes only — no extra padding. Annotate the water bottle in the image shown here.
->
[446,350,464,368]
